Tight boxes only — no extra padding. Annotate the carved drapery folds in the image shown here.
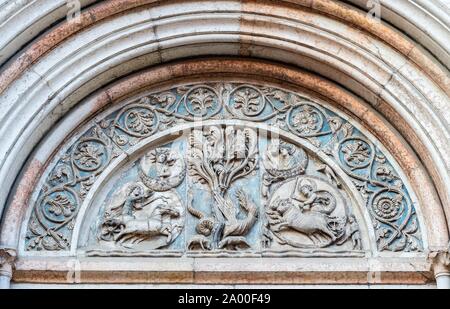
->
[24,82,423,255]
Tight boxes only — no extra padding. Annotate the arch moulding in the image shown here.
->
[0,0,448,288]
[0,58,446,286]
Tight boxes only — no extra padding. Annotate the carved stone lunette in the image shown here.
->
[24,82,424,254]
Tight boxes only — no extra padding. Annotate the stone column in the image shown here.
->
[0,247,16,289]
[429,245,450,289]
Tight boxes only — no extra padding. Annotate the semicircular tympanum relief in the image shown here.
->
[22,82,423,257]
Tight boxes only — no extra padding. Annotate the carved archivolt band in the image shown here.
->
[0,0,447,287]
[22,82,423,255]
[0,1,448,234]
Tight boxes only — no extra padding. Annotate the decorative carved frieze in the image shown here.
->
[25,82,423,254]
[26,126,122,251]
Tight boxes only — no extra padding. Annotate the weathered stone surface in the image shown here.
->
[0,247,16,289]
[21,81,422,256]
[11,256,433,285]
[0,0,448,288]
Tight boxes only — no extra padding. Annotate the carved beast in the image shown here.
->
[270,199,338,245]
[115,204,180,245]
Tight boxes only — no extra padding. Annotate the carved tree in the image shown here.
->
[188,126,259,250]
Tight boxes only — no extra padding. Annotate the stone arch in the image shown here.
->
[0,1,448,288]
[2,62,441,285]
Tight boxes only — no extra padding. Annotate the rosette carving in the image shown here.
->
[25,82,423,253]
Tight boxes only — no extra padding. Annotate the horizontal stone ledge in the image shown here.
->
[10,283,438,289]
[12,257,434,285]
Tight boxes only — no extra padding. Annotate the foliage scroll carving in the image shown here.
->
[24,82,423,254]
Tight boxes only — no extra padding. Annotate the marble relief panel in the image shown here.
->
[81,131,363,256]
[24,82,423,255]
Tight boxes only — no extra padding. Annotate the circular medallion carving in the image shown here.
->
[229,86,266,117]
[370,190,405,222]
[72,139,108,172]
[114,104,159,138]
[338,137,374,170]
[37,188,79,224]
[267,176,348,249]
[185,86,220,117]
[287,104,325,137]
[138,148,186,192]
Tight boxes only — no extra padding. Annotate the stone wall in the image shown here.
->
[0,0,448,288]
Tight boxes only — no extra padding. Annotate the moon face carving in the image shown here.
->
[139,148,186,192]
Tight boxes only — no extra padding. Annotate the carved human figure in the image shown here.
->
[292,180,318,212]
[266,176,354,249]
[96,147,187,251]
[262,140,308,198]
[266,141,297,171]
[101,183,183,248]
[294,178,337,215]
[103,183,157,221]
[114,202,181,246]
[155,151,170,177]
[121,185,151,216]
[270,198,337,244]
